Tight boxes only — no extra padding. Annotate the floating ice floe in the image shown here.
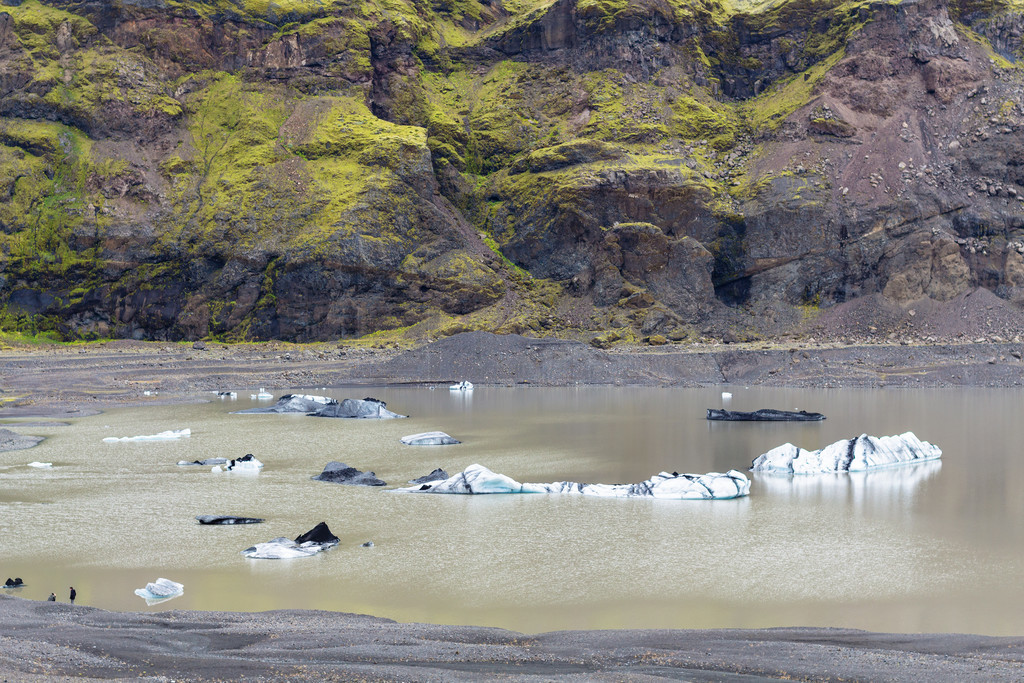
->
[312,462,386,486]
[707,409,825,421]
[134,578,183,604]
[217,391,237,400]
[251,388,274,400]
[395,464,750,499]
[241,522,339,559]
[26,461,52,468]
[400,431,460,446]
[750,432,942,474]
[196,515,264,525]
[311,397,407,419]
[177,457,228,466]
[449,381,474,391]
[236,395,406,419]
[212,454,263,473]
[103,428,191,442]
[235,394,336,414]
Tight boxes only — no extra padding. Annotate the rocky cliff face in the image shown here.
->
[1,0,1022,343]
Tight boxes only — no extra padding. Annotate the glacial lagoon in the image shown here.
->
[1,385,1023,635]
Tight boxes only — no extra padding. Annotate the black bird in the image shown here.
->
[69,586,76,603]
[47,593,55,601]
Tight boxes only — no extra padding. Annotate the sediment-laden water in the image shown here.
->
[1,386,1020,635]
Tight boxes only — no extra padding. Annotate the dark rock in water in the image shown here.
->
[361,541,374,548]
[706,408,826,421]
[294,521,340,545]
[178,458,229,466]
[196,515,265,525]
[313,462,387,486]
[4,577,24,587]
[234,394,337,415]
[312,397,407,419]
[409,468,450,484]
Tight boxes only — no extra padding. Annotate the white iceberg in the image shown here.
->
[251,388,274,400]
[400,431,461,446]
[103,428,191,443]
[212,454,263,473]
[26,462,52,468]
[751,431,942,474]
[134,577,183,604]
[395,464,750,500]
[242,522,339,559]
[449,381,473,391]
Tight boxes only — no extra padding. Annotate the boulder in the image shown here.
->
[312,462,386,486]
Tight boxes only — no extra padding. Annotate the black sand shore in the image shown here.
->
[3,332,1023,680]
[3,595,1024,681]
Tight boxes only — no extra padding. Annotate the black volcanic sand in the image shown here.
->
[3,332,1024,680]
[2,596,1024,681]
[2,333,1024,422]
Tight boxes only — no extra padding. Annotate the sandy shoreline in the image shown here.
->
[3,332,1024,680]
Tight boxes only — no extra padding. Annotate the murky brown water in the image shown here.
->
[1,386,1022,634]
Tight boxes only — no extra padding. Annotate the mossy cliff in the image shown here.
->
[0,0,1022,342]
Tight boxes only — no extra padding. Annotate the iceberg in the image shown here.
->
[26,461,52,468]
[212,454,263,473]
[242,522,339,559]
[177,458,228,466]
[234,394,336,414]
[134,578,183,604]
[251,388,274,400]
[103,428,191,442]
[409,468,450,484]
[395,464,750,500]
[217,391,237,399]
[707,409,825,421]
[196,515,264,525]
[751,431,942,474]
[449,381,474,391]
[311,397,407,419]
[400,431,460,446]
[312,462,386,486]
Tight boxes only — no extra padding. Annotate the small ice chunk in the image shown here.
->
[103,429,191,443]
[26,462,52,468]
[400,431,461,446]
[134,577,183,604]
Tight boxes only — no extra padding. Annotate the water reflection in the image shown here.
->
[754,461,943,512]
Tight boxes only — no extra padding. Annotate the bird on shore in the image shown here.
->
[69,587,76,603]
[47,593,55,601]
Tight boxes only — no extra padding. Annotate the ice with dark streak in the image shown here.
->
[750,431,942,474]
[242,522,340,559]
[394,464,749,499]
